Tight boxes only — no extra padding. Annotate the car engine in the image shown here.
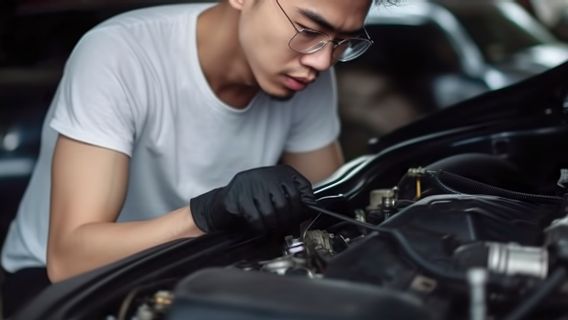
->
[113,154,568,320]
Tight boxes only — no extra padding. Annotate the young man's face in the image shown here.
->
[236,0,372,98]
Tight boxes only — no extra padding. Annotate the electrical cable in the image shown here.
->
[502,267,567,320]
[431,170,562,203]
[301,213,322,242]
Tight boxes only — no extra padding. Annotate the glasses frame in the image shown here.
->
[275,0,373,62]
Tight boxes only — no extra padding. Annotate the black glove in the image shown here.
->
[190,165,315,234]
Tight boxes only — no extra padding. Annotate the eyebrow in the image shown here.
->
[297,8,363,37]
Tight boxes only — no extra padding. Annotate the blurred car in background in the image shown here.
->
[551,9,568,42]
[336,0,568,159]
[517,0,568,42]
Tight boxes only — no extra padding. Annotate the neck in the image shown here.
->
[197,3,259,109]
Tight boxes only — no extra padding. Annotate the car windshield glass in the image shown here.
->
[448,2,556,63]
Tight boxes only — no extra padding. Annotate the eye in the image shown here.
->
[297,24,324,38]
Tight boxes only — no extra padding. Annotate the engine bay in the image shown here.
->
[115,153,568,320]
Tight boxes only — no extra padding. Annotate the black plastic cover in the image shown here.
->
[167,267,431,320]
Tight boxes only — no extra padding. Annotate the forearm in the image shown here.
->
[281,141,344,184]
[47,206,204,282]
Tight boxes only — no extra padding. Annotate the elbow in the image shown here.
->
[47,234,63,282]
[47,267,64,283]
[46,240,76,283]
[46,250,68,283]
[46,223,84,282]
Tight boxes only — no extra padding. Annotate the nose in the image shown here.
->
[299,44,335,72]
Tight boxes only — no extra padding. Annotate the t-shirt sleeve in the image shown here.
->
[284,68,340,153]
[49,28,140,157]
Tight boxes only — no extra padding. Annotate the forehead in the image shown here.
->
[288,0,372,32]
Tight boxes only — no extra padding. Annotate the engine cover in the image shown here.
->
[167,267,432,320]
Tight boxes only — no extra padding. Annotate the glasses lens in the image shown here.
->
[289,29,373,62]
[289,29,328,54]
[334,39,372,62]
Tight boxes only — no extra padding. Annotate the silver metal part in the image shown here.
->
[134,304,154,320]
[152,290,173,312]
[547,215,568,228]
[304,230,335,257]
[410,275,437,293]
[260,256,316,278]
[354,209,366,223]
[284,235,305,255]
[368,188,398,210]
[467,268,488,320]
[131,290,174,320]
[407,167,426,177]
[261,256,297,275]
[284,231,336,257]
[545,215,568,245]
[487,243,548,279]
[558,169,568,188]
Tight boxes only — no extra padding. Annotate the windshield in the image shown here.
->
[447,2,557,63]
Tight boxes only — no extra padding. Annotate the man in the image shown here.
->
[1,0,390,315]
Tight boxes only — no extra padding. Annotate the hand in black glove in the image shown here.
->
[189,165,315,234]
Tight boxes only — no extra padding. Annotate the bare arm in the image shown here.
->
[281,141,344,184]
[47,135,204,282]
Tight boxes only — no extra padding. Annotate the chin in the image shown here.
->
[261,83,296,101]
[268,91,295,101]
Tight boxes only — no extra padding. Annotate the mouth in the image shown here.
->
[283,75,313,92]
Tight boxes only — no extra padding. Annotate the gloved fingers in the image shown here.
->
[279,182,304,224]
[270,187,297,230]
[293,176,316,205]
[254,195,279,231]
[280,179,300,201]
[272,183,292,209]
[218,165,320,233]
[239,196,266,233]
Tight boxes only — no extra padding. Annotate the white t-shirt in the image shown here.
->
[1,4,339,272]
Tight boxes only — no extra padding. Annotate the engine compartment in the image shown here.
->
[113,150,568,320]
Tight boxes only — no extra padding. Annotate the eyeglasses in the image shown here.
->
[275,0,373,62]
